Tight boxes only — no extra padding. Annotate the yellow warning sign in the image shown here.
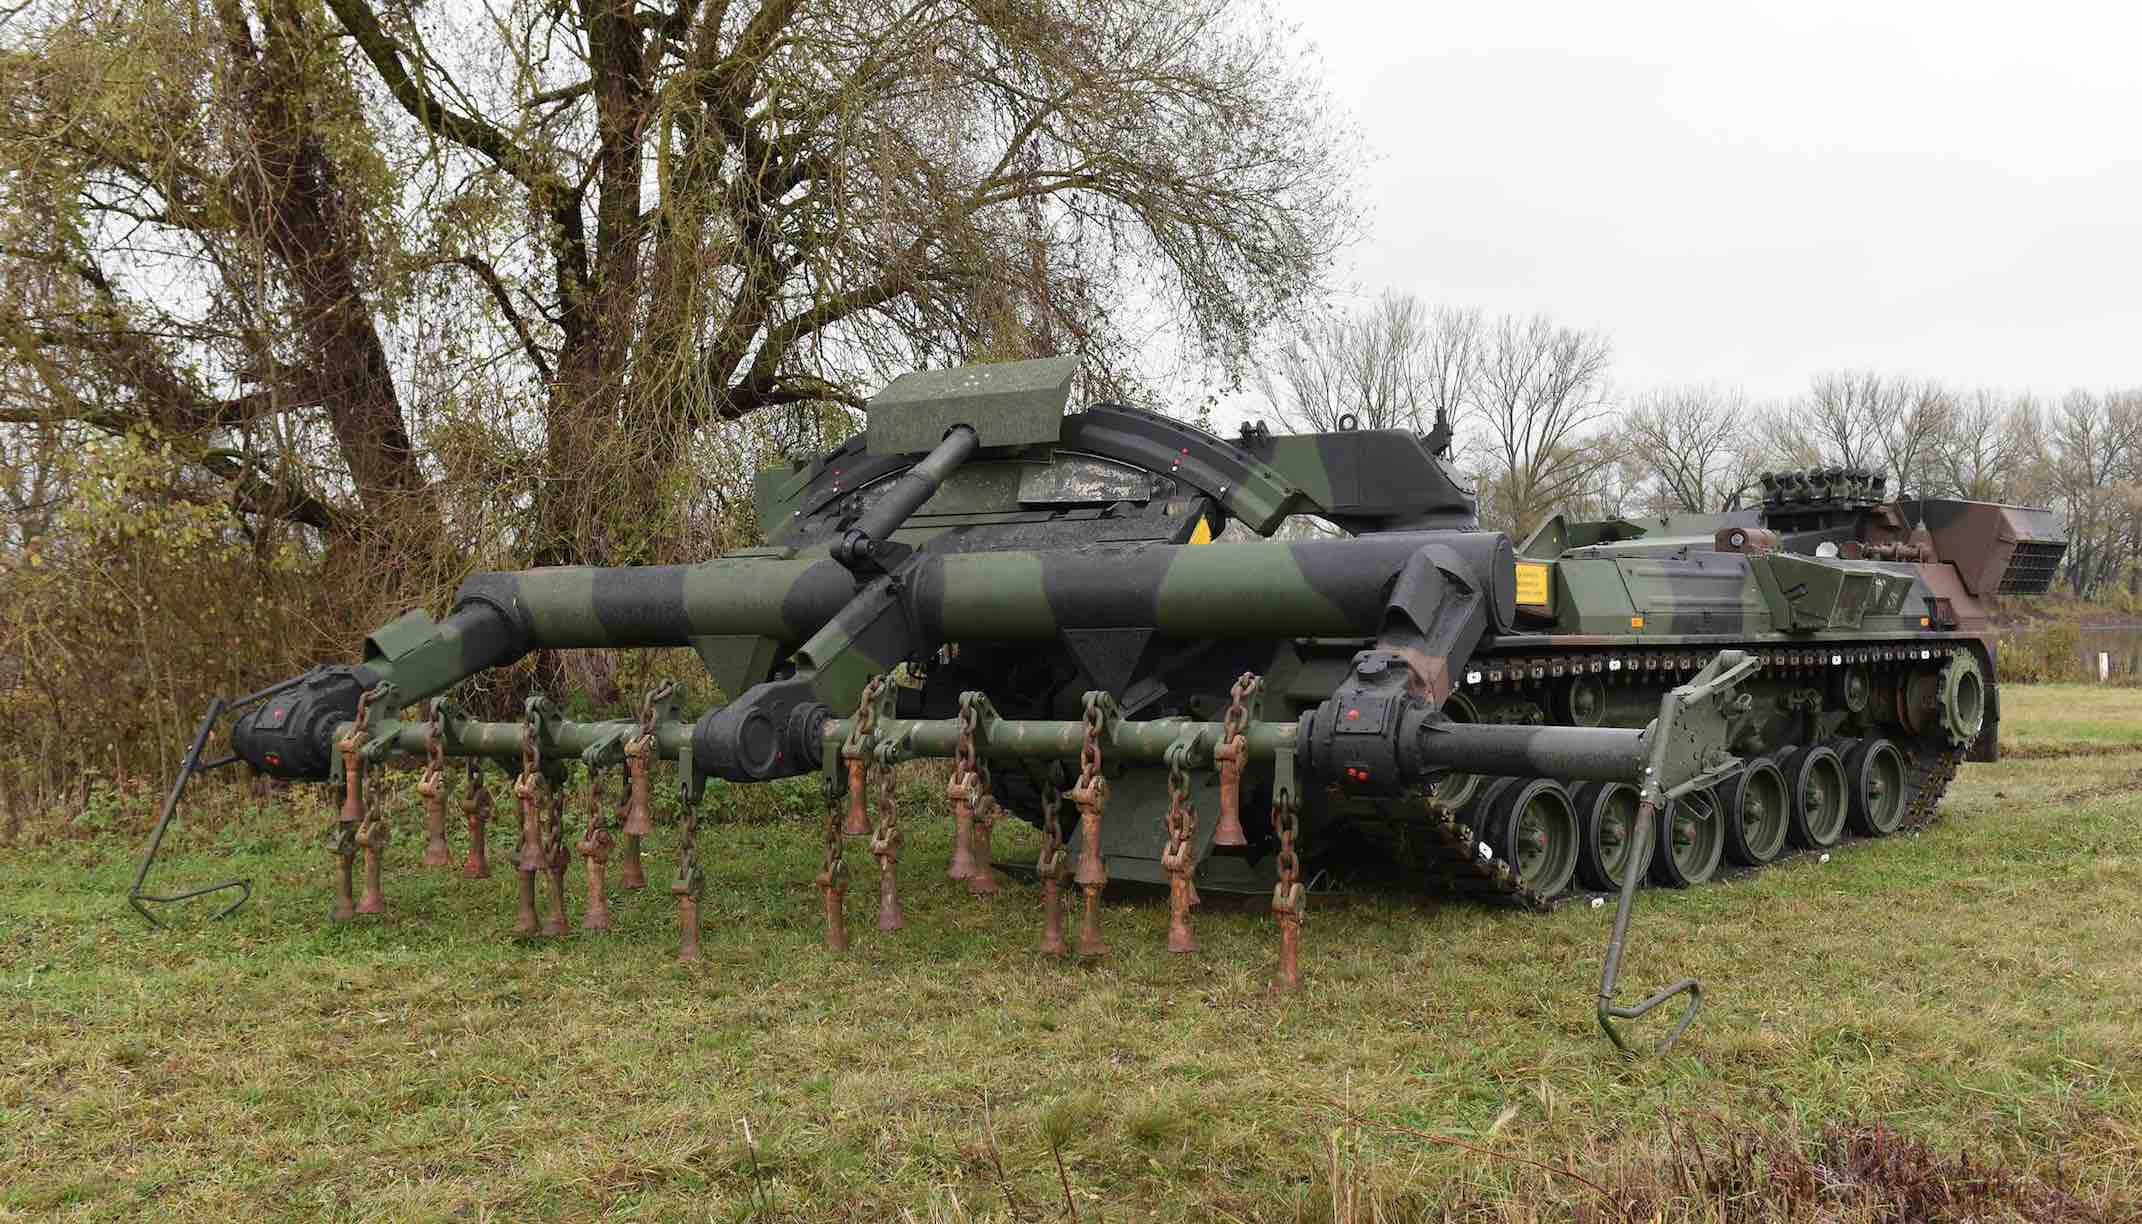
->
[1514,561,1552,607]
[1188,516,1213,545]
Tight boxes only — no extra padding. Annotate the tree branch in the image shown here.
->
[322,0,543,188]
[444,255,554,383]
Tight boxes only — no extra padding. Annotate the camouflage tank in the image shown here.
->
[130,355,2064,1045]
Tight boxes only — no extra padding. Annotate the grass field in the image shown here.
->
[4,684,2141,1221]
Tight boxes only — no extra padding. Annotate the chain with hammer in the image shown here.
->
[1036,764,1070,956]
[1160,738,1202,954]
[417,708,453,868]
[1212,673,1260,847]
[1269,783,1303,990]
[1066,694,1111,957]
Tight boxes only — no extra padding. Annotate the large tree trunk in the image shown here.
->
[222,0,436,559]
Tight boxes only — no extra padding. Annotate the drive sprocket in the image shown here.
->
[1935,650,1988,747]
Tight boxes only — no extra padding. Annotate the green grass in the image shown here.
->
[3,684,2141,1220]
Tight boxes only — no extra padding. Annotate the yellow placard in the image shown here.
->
[1188,516,1213,545]
[1514,561,1552,607]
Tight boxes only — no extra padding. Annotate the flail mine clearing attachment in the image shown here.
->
[135,640,1754,1052]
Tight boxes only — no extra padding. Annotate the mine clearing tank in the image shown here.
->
[132,355,2068,1051]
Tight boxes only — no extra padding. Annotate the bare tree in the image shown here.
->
[1929,388,2039,502]
[1471,313,1615,537]
[1792,371,1894,471]
[1257,293,1477,441]
[1785,371,1951,496]
[1877,382,1956,500]
[1621,384,1759,513]
[2046,390,2142,596]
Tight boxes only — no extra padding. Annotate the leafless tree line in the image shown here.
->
[1259,291,2142,597]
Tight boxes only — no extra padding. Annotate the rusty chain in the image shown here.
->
[673,757,706,962]
[539,770,570,935]
[460,759,492,879]
[673,770,703,900]
[418,710,451,867]
[870,745,900,858]
[1269,783,1303,989]
[577,766,615,930]
[946,696,982,881]
[328,689,375,919]
[1162,742,1197,872]
[1037,767,1067,882]
[1077,697,1105,790]
[349,689,389,914]
[1223,674,1257,746]
[1213,673,1260,847]
[1067,693,1112,956]
[1161,738,1200,953]
[819,777,847,887]
[619,683,666,889]
[841,675,888,835]
[953,696,979,781]
[514,716,547,870]
[510,707,548,933]
[1272,788,1301,908]
[816,771,850,950]
[960,694,1001,895]
[335,686,375,830]
[871,738,906,929]
[1036,763,1069,956]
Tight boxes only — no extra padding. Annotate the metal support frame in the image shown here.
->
[128,673,314,924]
[1595,650,1758,1056]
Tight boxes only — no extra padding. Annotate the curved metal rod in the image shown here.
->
[1594,802,1701,1055]
[128,695,257,926]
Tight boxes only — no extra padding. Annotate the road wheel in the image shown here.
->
[1571,781,1645,892]
[1722,757,1790,866]
[1431,691,1484,811]
[1483,778,1579,899]
[1649,788,1724,888]
[1782,745,1848,849]
[1842,737,1909,836]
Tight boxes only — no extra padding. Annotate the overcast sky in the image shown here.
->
[1272,0,2142,405]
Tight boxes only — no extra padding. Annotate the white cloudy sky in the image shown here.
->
[1267,0,2142,403]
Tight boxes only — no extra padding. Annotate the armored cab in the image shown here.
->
[217,358,2062,919]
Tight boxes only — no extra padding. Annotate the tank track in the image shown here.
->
[1431,640,1978,907]
[1466,638,1970,687]
[1900,745,1964,831]
[1417,794,1555,912]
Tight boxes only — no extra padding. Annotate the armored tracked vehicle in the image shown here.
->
[133,355,2065,1047]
